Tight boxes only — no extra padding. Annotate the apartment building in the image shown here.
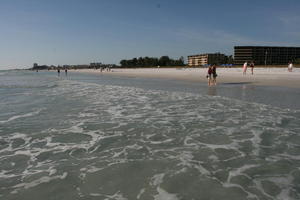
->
[234,46,300,65]
[187,53,226,66]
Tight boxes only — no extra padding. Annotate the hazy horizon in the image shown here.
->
[1,0,300,69]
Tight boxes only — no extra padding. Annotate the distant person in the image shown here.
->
[288,62,293,72]
[57,69,60,76]
[212,64,217,85]
[250,61,254,75]
[65,69,68,76]
[243,61,248,75]
[206,65,213,86]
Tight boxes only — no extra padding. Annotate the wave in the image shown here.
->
[1,78,300,199]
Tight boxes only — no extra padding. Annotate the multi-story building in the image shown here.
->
[187,53,226,66]
[234,46,300,65]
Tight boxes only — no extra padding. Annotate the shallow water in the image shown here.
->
[0,70,300,200]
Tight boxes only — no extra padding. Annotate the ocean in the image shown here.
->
[0,70,300,200]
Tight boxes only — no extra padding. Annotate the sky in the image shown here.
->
[0,0,300,69]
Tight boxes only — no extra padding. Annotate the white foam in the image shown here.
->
[150,173,179,200]
[154,187,179,200]
[149,138,174,145]
[112,148,127,158]
[250,129,263,156]
[183,136,197,146]
[14,150,33,157]
[90,193,101,196]
[227,164,259,182]
[12,172,68,191]
[223,182,258,199]
[137,188,145,199]
[49,168,57,176]
[208,155,219,162]
[78,112,98,118]
[178,152,210,175]
[151,173,165,186]
[0,109,43,124]
[86,166,105,173]
[277,153,300,161]
[66,122,84,133]
[103,191,128,200]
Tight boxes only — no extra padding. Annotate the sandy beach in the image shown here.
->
[70,67,300,88]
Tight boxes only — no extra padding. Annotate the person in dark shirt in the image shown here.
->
[250,61,254,75]
[212,64,217,85]
[207,65,213,86]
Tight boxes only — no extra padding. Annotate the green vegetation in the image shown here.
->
[294,58,300,64]
[224,55,234,64]
[31,62,117,70]
[120,56,185,67]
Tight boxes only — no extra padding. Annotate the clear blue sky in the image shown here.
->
[0,0,300,69]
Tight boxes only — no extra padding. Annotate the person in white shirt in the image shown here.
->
[243,61,248,75]
[288,62,293,72]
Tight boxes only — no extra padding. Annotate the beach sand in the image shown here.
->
[71,67,300,88]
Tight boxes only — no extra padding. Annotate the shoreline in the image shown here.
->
[69,67,300,89]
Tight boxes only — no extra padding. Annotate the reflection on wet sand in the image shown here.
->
[207,86,217,96]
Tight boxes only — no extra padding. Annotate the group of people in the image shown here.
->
[206,64,217,86]
[100,66,112,72]
[206,62,256,87]
[57,68,68,76]
[206,61,295,87]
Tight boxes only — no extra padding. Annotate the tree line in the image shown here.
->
[31,63,117,70]
[120,56,185,67]
[294,58,300,64]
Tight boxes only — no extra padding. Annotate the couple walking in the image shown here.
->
[207,64,217,86]
[243,61,254,75]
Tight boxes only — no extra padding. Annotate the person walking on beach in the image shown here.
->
[65,69,68,76]
[243,61,248,75]
[207,65,213,86]
[212,64,217,85]
[288,62,293,72]
[57,68,60,76]
[250,61,254,75]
